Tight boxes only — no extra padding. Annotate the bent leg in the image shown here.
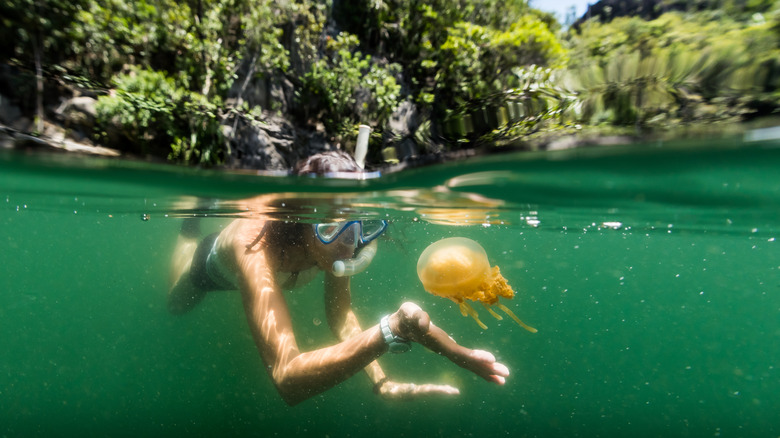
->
[168,219,206,314]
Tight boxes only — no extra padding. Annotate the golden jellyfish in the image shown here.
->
[417,237,537,333]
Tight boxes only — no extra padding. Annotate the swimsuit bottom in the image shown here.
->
[191,232,320,292]
[191,232,236,292]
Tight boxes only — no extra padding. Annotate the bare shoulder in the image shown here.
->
[218,219,268,257]
[214,219,279,288]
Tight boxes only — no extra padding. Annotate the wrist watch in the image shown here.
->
[380,314,411,354]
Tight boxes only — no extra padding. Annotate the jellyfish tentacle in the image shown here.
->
[454,299,469,317]
[496,303,538,333]
[459,302,488,330]
[482,302,504,321]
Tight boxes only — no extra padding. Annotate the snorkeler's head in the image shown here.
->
[293,152,386,274]
[294,151,361,176]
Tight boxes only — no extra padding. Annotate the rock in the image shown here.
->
[388,101,419,136]
[10,117,32,133]
[0,126,15,149]
[295,129,335,160]
[224,113,296,170]
[269,76,295,114]
[0,122,119,156]
[0,94,21,125]
[383,100,420,161]
[546,136,581,151]
[546,135,635,151]
[55,96,98,129]
[394,137,418,161]
[222,109,342,171]
[227,59,295,114]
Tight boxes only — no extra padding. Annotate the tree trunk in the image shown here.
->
[33,33,45,134]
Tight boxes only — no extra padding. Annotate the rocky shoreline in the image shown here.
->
[1,90,643,174]
[0,85,434,171]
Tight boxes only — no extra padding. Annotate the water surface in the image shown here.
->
[2,136,779,437]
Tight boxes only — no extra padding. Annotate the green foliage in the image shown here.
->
[66,0,291,94]
[333,0,563,114]
[6,0,780,163]
[1,0,565,161]
[436,17,567,104]
[566,11,780,127]
[0,0,87,64]
[300,33,401,141]
[241,0,292,74]
[2,0,307,164]
[96,68,223,164]
[439,65,575,144]
[283,0,329,75]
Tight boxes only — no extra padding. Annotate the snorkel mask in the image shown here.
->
[314,220,388,247]
[313,220,388,277]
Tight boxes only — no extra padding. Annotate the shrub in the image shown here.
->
[300,33,401,140]
[96,68,223,164]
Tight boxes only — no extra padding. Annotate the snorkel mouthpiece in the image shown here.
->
[332,240,378,277]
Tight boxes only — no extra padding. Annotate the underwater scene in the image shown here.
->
[2,134,780,437]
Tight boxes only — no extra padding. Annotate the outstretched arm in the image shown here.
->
[324,273,460,399]
[238,248,508,406]
[390,302,510,385]
[240,255,388,406]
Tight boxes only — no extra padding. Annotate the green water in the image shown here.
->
[2,136,779,437]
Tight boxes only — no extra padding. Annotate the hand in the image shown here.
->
[375,379,460,401]
[386,302,434,342]
[458,349,510,385]
[388,302,511,385]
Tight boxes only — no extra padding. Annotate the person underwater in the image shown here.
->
[168,151,510,406]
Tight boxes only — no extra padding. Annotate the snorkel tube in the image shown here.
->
[332,240,378,277]
[331,124,377,278]
[354,125,371,169]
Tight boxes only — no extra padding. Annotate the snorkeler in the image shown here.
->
[168,151,510,406]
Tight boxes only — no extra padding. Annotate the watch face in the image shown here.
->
[389,341,411,354]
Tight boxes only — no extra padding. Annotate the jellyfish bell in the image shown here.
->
[417,237,537,333]
[416,237,491,299]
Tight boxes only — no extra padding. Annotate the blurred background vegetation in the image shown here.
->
[1,0,780,166]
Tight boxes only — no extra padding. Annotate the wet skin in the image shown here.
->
[170,218,510,405]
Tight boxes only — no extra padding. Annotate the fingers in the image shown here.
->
[467,349,510,385]
[411,305,431,333]
[377,381,461,400]
[393,302,430,341]
[469,348,497,363]
[478,358,510,385]
[409,383,460,396]
[492,361,510,377]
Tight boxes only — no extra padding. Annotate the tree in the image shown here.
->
[0,0,87,132]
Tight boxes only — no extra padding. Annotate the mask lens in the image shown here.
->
[359,220,388,243]
[315,220,387,245]
[315,223,345,243]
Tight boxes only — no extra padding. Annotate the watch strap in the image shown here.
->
[380,314,410,353]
